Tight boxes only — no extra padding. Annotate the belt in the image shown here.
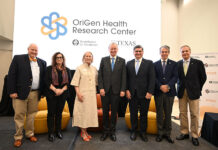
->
[31,89,38,91]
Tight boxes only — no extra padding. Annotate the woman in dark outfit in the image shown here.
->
[44,52,71,142]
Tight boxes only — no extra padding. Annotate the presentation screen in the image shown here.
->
[13,0,161,69]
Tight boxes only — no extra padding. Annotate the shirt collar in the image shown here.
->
[110,55,117,59]
[135,58,142,62]
[161,58,168,63]
[183,58,191,63]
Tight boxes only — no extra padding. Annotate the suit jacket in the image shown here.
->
[154,59,178,97]
[126,58,155,99]
[7,54,47,100]
[98,56,126,94]
[177,58,207,100]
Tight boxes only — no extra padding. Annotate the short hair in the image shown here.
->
[82,51,93,63]
[108,42,118,49]
[159,45,170,53]
[180,45,191,51]
[133,45,144,51]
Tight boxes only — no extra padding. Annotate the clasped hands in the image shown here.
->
[126,90,152,100]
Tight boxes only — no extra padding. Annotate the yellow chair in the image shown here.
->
[24,97,70,134]
[125,96,157,134]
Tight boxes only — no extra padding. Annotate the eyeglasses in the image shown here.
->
[56,57,63,59]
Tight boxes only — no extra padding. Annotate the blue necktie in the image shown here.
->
[135,60,139,74]
[111,57,115,71]
[163,61,166,73]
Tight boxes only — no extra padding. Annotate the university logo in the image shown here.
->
[41,12,67,40]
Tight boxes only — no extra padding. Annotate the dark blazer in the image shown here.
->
[7,54,47,100]
[126,58,155,99]
[98,56,126,94]
[154,59,178,97]
[177,58,207,100]
[44,66,72,98]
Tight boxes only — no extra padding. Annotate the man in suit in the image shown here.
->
[154,45,178,143]
[126,45,155,142]
[176,45,206,146]
[98,42,126,141]
[7,43,47,147]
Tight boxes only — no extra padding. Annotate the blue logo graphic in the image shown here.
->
[41,12,67,40]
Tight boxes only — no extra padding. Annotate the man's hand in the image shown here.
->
[160,85,169,93]
[100,89,105,96]
[126,90,131,99]
[145,92,152,99]
[120,91,125,97]
[10,93,18,99]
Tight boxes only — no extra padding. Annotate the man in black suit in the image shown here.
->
[176,45,206,146]
[98,42,126,141]
[126,45,155,142]
[7,44,46,147]
[154,45,178,143]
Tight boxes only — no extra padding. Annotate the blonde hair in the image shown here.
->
[82,51,93,63]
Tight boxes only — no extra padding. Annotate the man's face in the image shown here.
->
[134,48,144,60]
[28,44,38,58]
[181,46,191,60]
[160,48,169,60]
[109,44,118,57]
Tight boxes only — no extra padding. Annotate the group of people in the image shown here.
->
[7,42,206,148]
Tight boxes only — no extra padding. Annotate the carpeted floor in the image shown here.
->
[0,117,217,150]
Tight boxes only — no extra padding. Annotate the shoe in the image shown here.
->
[155,135,163,142]
[192,137,199,146]
[81,131,90,142]
[139,133,148,142]
[165,136,174,143]
[85,132,92,139]
[100,133,108,141]
[29,136,37,142]
[56,132,63,139]
[110,134,116,141]
[176,134,189,140]
[130,132,136,141]
[14,139,22,147]
[48,134,55,142]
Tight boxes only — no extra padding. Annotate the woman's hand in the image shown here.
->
[77,93,84,102]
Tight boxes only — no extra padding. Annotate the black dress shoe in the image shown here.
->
[48,134,55,142]
[192,138,199,146]
[100,133,108,141]
[139,133,148,142]
[56,132,63,139]
[176,134,189,140]
[165,136,174,143]
[110,134,116,141]
[130,132,136,141]
[155,135,163,142]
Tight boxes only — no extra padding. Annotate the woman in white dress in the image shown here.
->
[71,51,98,141]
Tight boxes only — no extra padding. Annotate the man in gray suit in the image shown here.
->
[98,42,126,141]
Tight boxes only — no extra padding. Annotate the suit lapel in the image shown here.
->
[25,55,32,77]
[157,60,163,75]
[186,58,193,76]
[164,59,171,74]
[137,58,144,75]
[113,56,120,72]
[106,56,112,73]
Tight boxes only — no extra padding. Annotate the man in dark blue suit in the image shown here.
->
[126,45,155,142]
[154,45,178,143]
[7,44,46,147]
[98,43,126,141]
[176,45,206,146]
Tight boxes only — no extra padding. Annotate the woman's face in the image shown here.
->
[56,54,63,65]
[84,53,93,65]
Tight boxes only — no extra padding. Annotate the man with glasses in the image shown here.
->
[126,45,155,142]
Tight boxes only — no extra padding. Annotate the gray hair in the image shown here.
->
[108,42,118,49]
[159,45,170,53]
[180,45,191,51]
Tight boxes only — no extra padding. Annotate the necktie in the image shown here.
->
[162,61,166,73]
[29,57,37,62]
[111,57,115,71]
[135,60,139,74]
[184,61,188,76]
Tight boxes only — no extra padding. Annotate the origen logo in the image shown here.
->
[41,12,67,40]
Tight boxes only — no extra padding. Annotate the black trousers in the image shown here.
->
[129,93,150,133]
[46,93,67,134]
[154,94,174,136]
[101,89,120,134]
